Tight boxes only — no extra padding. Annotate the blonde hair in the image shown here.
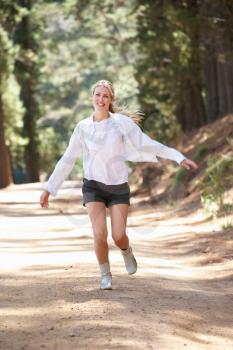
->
[91,80,144,125]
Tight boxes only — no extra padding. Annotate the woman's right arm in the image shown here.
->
[40,190,50,208]
[40,123,83,207]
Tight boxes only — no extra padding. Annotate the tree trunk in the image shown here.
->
[24,79,40,182]
[15,0,40,182]
[176,42,206,130]
[217,29,233,116]
[0,95,12,188]
[202,2,233,121]
[175,76,206,131]
[203,53,219,122]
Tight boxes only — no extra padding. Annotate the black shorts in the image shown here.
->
[82,178,130,208]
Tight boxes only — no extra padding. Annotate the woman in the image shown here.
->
[40,80,198,290]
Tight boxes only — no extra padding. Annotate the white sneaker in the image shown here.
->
[121,246,137,275]
[100,273,112,290]
[99,262,112,290]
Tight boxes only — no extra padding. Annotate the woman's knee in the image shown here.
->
[112,231,128,246]
[93,228,108,243]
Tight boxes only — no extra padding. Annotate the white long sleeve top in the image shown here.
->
[43,112,186,196]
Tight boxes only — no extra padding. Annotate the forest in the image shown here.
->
[0,0,233,191]
[1,2,233,348]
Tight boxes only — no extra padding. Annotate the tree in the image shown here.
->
[135,1,207,136]
[0,2,21,188]
[135,0,233,135]
[14,0,44,182]
[201,0,233,121]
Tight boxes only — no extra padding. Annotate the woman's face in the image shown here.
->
[92,86,112,114]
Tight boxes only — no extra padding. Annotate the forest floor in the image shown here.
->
[0,181,233,350]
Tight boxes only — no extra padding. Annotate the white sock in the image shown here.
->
[99,262,111,276]
[121,246,131,254]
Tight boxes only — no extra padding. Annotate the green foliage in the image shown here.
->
[222,204,233,214]
[3,75,25,167]
[221,220,233,231]
[0,27,14,86]
[12,0,48,181]
[38,127,62,174]
[171,167,186,191]
[0,9,25,179]
[135,1,227,134]
[201,194,219,217]
[195,143,209,161]
[201,154,233,212]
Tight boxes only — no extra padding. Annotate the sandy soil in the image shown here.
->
[0,182,233,350]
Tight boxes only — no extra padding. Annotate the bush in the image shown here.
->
[195,143,209,161]
[201,154,233,212]
[171,167,187,191]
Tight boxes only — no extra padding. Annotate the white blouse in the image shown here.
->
[43,112,186,196]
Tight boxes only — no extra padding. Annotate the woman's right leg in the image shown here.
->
[85,201,108,264]
[85,201,112,289]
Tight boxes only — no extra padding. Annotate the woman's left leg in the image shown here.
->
[109,204,137,275]
[109,203,129,250]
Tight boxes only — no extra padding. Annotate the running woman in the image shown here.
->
[40,80,198,290]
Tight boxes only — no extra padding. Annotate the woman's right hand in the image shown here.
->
[40,190,50,208]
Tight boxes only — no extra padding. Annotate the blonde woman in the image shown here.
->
[40,80,198,290]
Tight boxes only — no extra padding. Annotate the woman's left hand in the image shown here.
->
[180,158,198,170]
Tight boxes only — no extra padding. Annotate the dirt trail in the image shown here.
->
[0,182,233,350]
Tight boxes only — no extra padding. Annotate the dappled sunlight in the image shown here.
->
[127,209,222,232]
[0,251,94,270]
[1,268,233,350]
[1,183,233,349]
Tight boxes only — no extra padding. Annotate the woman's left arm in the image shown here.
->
[119,115,198,168]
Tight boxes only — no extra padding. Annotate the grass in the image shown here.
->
[171,168,186,191]
[221,220,233,230]
[200,154,233,211]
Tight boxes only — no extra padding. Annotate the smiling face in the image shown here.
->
[92,85,113,114]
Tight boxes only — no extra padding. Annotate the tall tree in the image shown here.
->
[172,0,207,130]
[201,0,233,121]
[0,30,12,187]
[135,0,233,135]
[14,0,43,182]
[0,2,20,188]
[135,1,207,135]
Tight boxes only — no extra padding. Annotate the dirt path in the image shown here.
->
[0,182,233,350]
